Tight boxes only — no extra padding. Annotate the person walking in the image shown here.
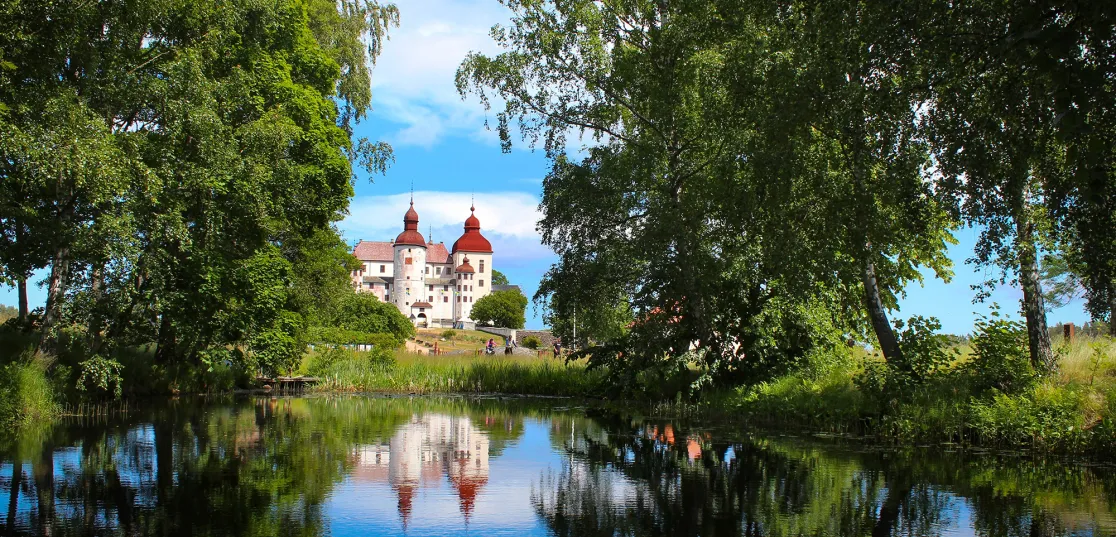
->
[504,337,513,355]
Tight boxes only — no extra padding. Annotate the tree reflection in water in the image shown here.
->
[1,397,1114,537]
[534,416,1116,537]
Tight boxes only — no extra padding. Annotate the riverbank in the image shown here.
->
[3,327,1114,456]
[657,335,1116,456]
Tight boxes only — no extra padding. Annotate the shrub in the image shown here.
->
[968,383,1090,449]
[893,316,954,382]
[966,309,1034,394]
[76,355,124,399]
[522,335,541,349]
[306,327,402,349]
[441,329,456,340]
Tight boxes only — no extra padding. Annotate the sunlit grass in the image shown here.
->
[306,349,604,397]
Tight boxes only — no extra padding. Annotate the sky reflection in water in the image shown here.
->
[1,395,1114,536]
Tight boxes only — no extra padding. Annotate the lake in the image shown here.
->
[1,395,1113,536]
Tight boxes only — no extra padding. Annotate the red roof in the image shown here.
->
[411,301,433,308]
[353,241,394,262]
[455,255,475,273]
[395,201,426,246]
[427,242,450,263]
[451,205,493,254]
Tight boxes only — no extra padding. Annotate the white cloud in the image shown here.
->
[340,190,546,250]
[369,0,511,147]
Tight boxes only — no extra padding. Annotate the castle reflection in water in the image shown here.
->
[350,414,490,527]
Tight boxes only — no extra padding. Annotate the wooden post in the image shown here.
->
[1064,323,1075,342]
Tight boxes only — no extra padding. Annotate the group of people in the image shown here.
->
[485,337,516,356]
[484,336,564,356]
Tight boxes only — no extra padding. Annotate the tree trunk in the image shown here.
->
[6,463,21,533]
[863,258,903,364]
[1016,219,1055,372]
[154,313,177,364]
[17,278,28,322]
[39,246,70,353]
[88,266,105,353]
[33,445,54,536]
[871,478,912,537]
[1110,292,1115,337]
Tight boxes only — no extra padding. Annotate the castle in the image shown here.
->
[351,200,494,327]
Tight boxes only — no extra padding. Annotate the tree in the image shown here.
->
[471,289,527,329]
[491,269,509,286]
[913,0,1103,371]
[458,0,954,389]
[331,293,414,341]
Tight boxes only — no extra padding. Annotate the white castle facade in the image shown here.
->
[351,200,495,327]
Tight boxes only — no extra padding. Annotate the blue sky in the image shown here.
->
[0,0,1093,333]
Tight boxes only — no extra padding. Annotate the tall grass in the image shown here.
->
[0,355,61,427]
[706,335,1116,455]
[304,349,605,397]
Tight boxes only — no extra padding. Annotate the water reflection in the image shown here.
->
[0,396,1113,536]
[351,413,490,527]
[537,415,1116,537]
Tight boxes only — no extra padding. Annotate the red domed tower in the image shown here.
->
[451,204,492,254]
[393,200,428,324]
[395,201,426,246]
[451,203,493,324]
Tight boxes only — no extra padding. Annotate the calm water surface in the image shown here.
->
[1,395,1114,536]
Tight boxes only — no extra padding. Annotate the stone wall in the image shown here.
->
[515,330,555,349]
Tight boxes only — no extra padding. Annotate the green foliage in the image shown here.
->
[440,329,457,339]
[331,293,415,340]
[75,355,123,400]
[311,353,605,396]
[303,346,396,378]
[491,269,510,286]
[968,384,1095,450]
[893,316,954,383]
[0,359,59,427]
[522,335,541,349]
[306,326,402,349]
[966,309,1035,394]
[471,289,527,329]
[251,310,306,376]
[0,0,398,391]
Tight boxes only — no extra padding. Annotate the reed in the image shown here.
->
[307,350,604,397]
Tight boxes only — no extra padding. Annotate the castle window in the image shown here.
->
[405,257,413,265]
[443,296,448,303]
[428,285,433,291]
[425,266,429,274]
[380,265,385,273]
[480,260,485,273]
[480,280,484,287]
[429,295,433,302]
[444,285,449,291]
[436,267,442,275]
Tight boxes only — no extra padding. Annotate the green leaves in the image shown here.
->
[471,289,528,329]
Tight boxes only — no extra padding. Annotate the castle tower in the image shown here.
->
[452,204,493,322]
[393,201,429,325]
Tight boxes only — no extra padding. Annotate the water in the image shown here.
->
[1,395,1113,536]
